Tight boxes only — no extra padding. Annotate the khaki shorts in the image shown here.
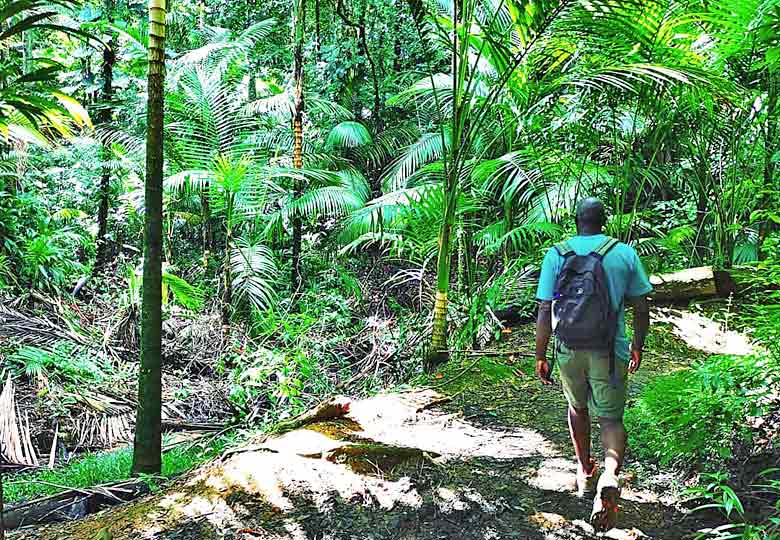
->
[557,343,628,419]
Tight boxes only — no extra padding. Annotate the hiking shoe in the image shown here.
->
[590,472,621,532]
[576,459,598,498]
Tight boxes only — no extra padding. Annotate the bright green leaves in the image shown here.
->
[326,121,374,149]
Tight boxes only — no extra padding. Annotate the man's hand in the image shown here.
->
[536,358,553,384]
[629,348,642,374]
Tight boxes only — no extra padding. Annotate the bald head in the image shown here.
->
[575,197,607,233]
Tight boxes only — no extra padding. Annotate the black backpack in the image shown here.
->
[552,237,620,383]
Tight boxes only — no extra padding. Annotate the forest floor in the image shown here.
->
[7,310,743,540]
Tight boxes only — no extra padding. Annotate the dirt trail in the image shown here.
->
[8,318,726,540]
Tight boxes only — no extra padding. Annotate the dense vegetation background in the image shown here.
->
[0,0,779,537]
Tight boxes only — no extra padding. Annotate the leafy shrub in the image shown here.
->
[690,469,780,540]
[226,347,314,420]
[4,433,235,504]
[9,342,109,385]
[626,354,777,466]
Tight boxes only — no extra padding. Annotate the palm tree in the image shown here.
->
[132,0,166,477]
[291,0,306,294]
[0,0,93,193]
[164,62,366,324]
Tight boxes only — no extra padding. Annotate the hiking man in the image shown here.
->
[535,198,652,532]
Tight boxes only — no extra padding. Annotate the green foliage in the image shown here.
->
[0,0,93,143]
[8,342,108,385]
[3,433,236,504]
[626,354,778,466]
[123,264,205,312]
[690,469,780,540]
[230,236,278,312]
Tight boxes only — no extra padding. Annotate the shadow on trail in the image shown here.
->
[23,389,704,540]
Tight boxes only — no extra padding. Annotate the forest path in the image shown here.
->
[9,314,732,540]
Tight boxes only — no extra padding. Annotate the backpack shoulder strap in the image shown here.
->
[553,240,575,257]
[594,236,619,258]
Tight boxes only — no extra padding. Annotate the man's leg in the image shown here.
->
[588,357,628,532]
[599,417,626,477]
[558,347,595,487]
[569,405,592,474]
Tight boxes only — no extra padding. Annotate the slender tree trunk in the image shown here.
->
[132,0,166,477]
[248,74,257,101]
[221,197,234,328]
[291,0,306,294]
[95,0,116,272]
[393,0,402,72]
[759,72,778,259]
[428,175,457,371]
[23,30,32,74]
[427,0,467,371]
[336,0,382,130]
[201,191,213,260]
[315,0,322,59]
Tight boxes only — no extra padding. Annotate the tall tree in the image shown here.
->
[94,0,116,272]
[291,0,305,293]
[426,0,467,371]
[336,0,382,131]
[132,0,166,476]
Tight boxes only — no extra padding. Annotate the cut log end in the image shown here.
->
[650,266,734,302]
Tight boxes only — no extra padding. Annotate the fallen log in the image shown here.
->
[270,396,352,435]
[494,267,736,323]
[308,442,440,474]
[2,479,149,530]
[650,266,735,302]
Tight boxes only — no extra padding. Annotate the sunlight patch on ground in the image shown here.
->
[347,391,558,459]
[433,486,499,514]
[529,511,569,530]
[203,449,424,513]
[652,308,756,356]
[525,458,576,493]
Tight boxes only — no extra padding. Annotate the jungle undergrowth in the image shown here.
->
[4,432,240,505]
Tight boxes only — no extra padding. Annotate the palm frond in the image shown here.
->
[326,121,373,149]
[230,237,278,312]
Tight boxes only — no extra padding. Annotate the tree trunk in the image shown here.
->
[94,0,116,273]
[132,0,166,477]
[428,186,456,371]
[315,0,322,59]
[759,72,778,259]
[427,0,464,372]
[201,191,213,260]
[291,0,306,295]
[221,197,233,329]
[393,0,402,72]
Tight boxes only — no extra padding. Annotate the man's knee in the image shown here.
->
[598,416,625,431]
[569,405,589,417]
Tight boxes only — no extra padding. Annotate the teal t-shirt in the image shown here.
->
[536,234,653,361]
